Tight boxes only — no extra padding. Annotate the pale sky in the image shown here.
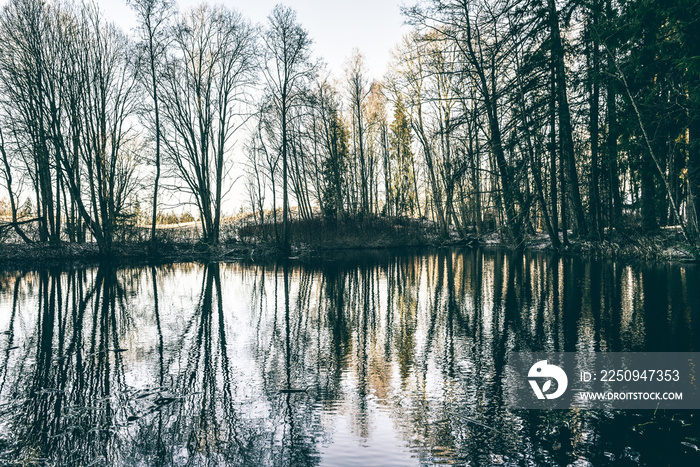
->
[99,0,410,81]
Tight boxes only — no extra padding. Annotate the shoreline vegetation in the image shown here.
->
[0,215,696,269]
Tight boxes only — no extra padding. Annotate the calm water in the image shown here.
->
[0,249,698,466]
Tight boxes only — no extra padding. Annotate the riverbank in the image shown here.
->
[0,218,696,269]
[498,226,697,262]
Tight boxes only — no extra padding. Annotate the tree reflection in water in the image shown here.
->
[0,250,698,466]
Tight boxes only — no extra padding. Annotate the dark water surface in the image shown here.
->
[0,249,698,466]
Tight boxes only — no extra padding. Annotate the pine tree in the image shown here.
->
[322,108,348,221]
[390,98,415,216]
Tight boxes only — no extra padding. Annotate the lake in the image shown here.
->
[0,249,698,466]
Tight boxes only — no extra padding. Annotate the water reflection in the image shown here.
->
[0,250,698,466]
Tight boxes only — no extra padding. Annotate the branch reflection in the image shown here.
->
[0,250,697,465]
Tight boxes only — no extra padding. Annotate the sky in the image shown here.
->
[99,0,411,82]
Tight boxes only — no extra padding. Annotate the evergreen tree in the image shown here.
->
[390,97,415,216]
[322,107,348,221]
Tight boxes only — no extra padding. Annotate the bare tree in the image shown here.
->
[0,0,59,243]
[390,33,447,232]
[56,6,141,252]
[345,50,371,216]
[244,105,269,229]
[160,4,256,244]
[0,0,141,251]
[260,4,316,251]
[405,0,526,246]
[129,0,174,248]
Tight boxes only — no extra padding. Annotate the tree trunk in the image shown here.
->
[282,89,290,253]
[588,6,602,239]
[150,33,161,249]
[549,0,588,238]
[606,49,622,230]
[550,51,559,237]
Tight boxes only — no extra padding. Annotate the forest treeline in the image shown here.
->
[0,0,698,254]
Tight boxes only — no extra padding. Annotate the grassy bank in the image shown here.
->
[516,225,697,261]
[238,216,469,249]
[0,216,696,269]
